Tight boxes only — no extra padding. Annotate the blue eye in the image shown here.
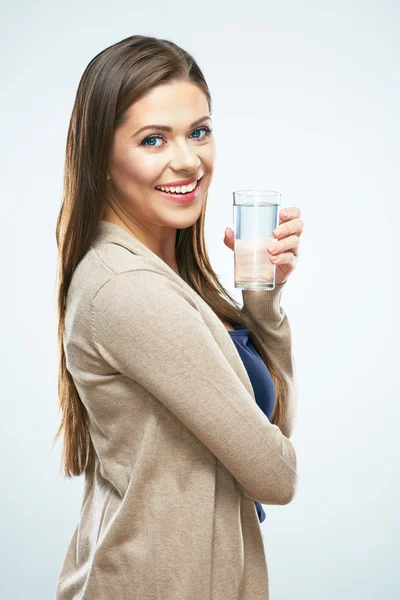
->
[139,126,213,148]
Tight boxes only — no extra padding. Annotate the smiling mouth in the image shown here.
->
[155,175,204,194]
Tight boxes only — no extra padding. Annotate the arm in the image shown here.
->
[91,270,297,505]
[241,282,299,439]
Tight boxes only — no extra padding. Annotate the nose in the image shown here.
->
[169,142,201,173]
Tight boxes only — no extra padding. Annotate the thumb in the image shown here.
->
[224,226,234,251]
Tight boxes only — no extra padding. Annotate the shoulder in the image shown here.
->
[90,239,152,277]
[91,268,200,318]
[90,268,205,363]
[68,241,202,340]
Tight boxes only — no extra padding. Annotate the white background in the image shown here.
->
[1,1,399,598]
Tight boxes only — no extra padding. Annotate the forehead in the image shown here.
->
[124,81,209,126]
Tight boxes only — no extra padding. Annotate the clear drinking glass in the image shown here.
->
[233,189,282,290]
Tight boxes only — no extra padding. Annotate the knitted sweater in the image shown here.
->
[55,219,299,600]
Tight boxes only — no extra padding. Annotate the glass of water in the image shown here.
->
[233,189,281,290]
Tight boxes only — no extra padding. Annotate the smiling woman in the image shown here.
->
[53,33,298,600]
[101,78,216,259]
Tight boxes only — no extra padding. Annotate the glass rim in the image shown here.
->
[233,189,281,196]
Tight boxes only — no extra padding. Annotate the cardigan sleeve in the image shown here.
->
[241,282,299,439]
[91,269,297,506]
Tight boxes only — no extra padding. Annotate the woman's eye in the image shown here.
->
[190,126,213,140]
[139,126,213,148]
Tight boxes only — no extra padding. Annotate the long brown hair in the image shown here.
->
[52,34,287,478]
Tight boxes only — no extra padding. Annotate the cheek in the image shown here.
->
[116,152,161,185]
[200,143,216,172]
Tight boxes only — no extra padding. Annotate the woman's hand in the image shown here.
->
[223,207,304,285]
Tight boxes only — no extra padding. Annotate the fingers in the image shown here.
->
[268,234,300,257]
[279,206,301,223]
[274,216,304,240]
[272,207,303,260]
[270,251,298,266]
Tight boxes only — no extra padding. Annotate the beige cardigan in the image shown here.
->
[55,219,298,600]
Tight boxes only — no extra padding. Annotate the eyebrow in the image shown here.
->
[132,115,212,137]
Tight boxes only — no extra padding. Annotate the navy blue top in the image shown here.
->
[228,322,277,523]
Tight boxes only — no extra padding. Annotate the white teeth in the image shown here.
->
[156,179,198,193]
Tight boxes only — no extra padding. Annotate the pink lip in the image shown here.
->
[155,175,203,188]
[155,176,202,204]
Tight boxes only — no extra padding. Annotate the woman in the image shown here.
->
[54,34,303,600]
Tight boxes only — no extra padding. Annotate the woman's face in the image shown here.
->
[105,80,216,239]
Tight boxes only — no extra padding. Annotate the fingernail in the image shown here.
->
[282,211,288,218]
